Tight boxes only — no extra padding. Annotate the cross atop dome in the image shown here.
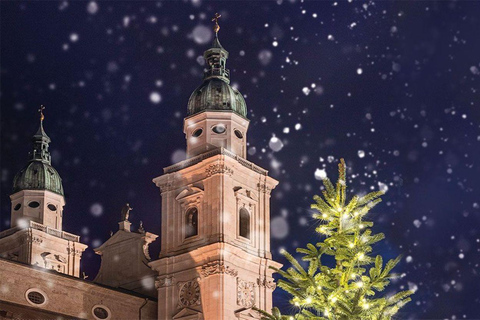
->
[38,104,45,121]
[211,12,221,35]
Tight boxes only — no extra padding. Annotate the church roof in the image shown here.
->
[187,78,247,118]
[13,161,64,196]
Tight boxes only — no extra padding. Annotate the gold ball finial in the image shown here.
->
[38,105,45,122]
[212,13,221,34]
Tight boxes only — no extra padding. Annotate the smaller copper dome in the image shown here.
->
[13,161,64,196]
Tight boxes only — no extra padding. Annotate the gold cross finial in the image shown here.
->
[212,13,221,34]
[38,105,45,121]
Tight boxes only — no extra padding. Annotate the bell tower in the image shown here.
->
[150,16,281,320]
[0,107,87,277]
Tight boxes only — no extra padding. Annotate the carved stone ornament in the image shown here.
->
[66,247,83,255]
[257,276,276,290]
[178,280,201,307]
[237,279,255,308]
[32,237,43,244]
[257,183,272,195]
[142,241,152,260]
[155,275,175,289]
[158,182,174,193]
[205,164,234,177]
[200,260,238,278]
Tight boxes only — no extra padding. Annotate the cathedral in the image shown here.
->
[0,19,281,320]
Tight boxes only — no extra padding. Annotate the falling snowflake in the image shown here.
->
[269,136,284,152]
[86,1,99,15]
[192,25,212,45]
[314,168,327,180]
[150,92,162,104]
[90,203,103,217]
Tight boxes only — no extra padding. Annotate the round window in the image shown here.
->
[234,130,244,139]
[28,201,40,208]
[47,204,57,211]
[192,128,203,138]
[25,289,47,306]
[27,291,45,304]
[92,305,111,320]
[212,124,226,134]
[14,203,21,211]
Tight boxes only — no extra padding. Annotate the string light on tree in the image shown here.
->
[256,159,413,320]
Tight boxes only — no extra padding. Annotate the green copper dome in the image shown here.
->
[187,78,247,117]
[13,161,64,196]
[12,119,64,196]
[187,34,247,118]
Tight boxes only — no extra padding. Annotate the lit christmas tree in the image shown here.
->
[258,159,413,320]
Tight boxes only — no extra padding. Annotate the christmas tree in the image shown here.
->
[258,159,413,320]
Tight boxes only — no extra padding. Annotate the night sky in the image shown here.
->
[1,1,480,319]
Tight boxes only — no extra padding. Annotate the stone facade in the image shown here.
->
[0,258,157,319]
[94,221,159,298]
[151,149,281,320]
[0,221,86,277]
[184,111,249,158]
[10,189,65,230]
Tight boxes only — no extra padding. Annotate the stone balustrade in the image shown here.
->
[0,221,79,242]
[164,147,267,176]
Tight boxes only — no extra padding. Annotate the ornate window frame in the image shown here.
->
[91,304,112,320]
[25,288,48,307]
[176,187,204,243]
[184,207,199,239]
[234,188,257,245]
[211,123,227,135]
[191,127,204,138]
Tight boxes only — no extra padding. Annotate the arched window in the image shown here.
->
[185,207,198,238]
[239,208,250,239]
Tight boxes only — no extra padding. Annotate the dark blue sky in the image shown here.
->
[1,1,480,318]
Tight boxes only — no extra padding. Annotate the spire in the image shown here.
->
[29,105,52,164]
[203,13,230,83]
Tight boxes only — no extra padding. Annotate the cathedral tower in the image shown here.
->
[150,17,281,319]
[0,108,87,277]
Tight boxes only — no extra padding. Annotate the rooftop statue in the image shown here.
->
[121,203,133,221]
